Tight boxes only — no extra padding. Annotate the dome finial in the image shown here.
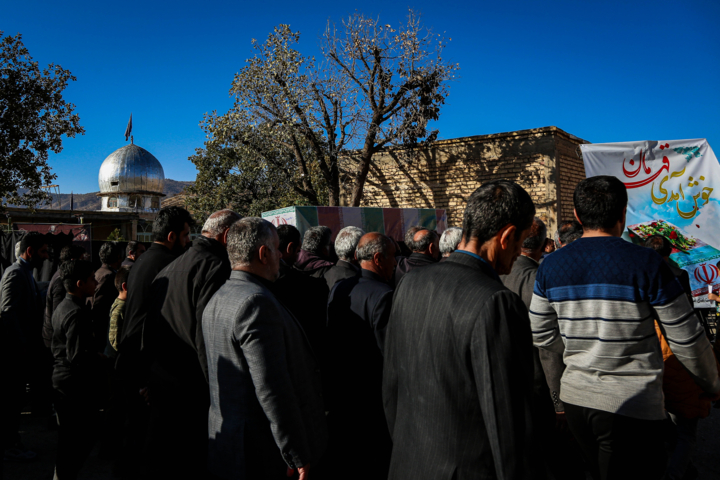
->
[124,113,133,142]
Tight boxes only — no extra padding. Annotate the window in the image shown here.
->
[151,197,160,209]
[129,195,143,209]
[108,197,118,208]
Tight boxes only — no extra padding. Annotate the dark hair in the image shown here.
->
[559,220,583,246]
[19,232,47,255]
[302,226,332,255]
[99,242,124,265]
[645,234,672,258]
[522,217,547,251]
[152,206,195,242]
[60,259,94,292]
[277,225,301,253]
[114,265,131,292]
[59,244,86,263]
[573,176,628,231]
[413,229,439,252]
[462,180,536,245]
[126,241,142,257]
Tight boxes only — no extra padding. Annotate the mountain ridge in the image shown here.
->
[10,179,194,211]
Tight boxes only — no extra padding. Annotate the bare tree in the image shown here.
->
[198,9,457,207]
[324,10,457,205]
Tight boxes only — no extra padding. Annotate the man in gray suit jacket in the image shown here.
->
[0,232,48,459]
[203,217,327,480]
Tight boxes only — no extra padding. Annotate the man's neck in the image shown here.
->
[154,241,174,249]
[458,240,495,270]
[581,229,619,238]
[233,265,274,282]
[360,264,385,281]
[521,250,543,263]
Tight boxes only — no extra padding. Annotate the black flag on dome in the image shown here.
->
[124,114,132,141]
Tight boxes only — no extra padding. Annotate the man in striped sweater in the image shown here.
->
[529,175,720,480]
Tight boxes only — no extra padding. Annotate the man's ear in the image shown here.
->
[221,228,230,246]
[76,279,84,291]
[373,251,383,266]
[498,224,517,249]
[167,230,177,244]
[257,245,269,265]
[285,242,295,255]
[573,208,582,225]
[122,282,128,292]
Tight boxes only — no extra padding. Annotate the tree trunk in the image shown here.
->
[350,148,373,207]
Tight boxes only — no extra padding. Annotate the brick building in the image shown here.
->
[347,126,589,234]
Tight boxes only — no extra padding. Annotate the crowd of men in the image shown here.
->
[1,176,719,480]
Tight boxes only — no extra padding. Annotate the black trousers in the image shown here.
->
[53,396,99,480]
[0,357,25,449]
[564,402,666,480]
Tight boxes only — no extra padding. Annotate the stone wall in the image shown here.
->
[346,126,589,235]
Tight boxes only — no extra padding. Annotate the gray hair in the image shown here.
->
[404,226,426,251]
[202,209,242,237]
[522,217,547,252]
[439,227,462,256]
[357,234,393,262]
[227,217,276,268]
[302,226,332,255]
[334,226,365,261]
[14,241,21,259]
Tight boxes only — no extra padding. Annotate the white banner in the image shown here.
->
[581,139,720,306]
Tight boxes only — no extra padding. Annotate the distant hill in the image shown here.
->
[9,179,194,211]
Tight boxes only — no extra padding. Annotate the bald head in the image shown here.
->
[357,233,396,282]
[202,209,242,245]
[412,228,440,260]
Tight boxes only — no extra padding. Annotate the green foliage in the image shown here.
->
[187,125,328,219]
[192,10,457,210]
[106,228,126,242]
[0,31,84,211]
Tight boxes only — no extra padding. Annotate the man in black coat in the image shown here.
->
[50,259,106,479]
[141,209,239,478]
[89,242,123,352]
[500,217,584,479]
[43,245,87,348]
[326,232,396,479]
[323,226,363,290]
[114,206,193,477]
[272,225,328,360]
[383,180,538,480]
[394,228,440,287]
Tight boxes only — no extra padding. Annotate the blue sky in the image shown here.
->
[3,0,719,194]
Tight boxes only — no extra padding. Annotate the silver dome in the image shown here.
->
[98,144,165,194]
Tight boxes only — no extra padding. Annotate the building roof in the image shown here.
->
[98,143,165,195]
